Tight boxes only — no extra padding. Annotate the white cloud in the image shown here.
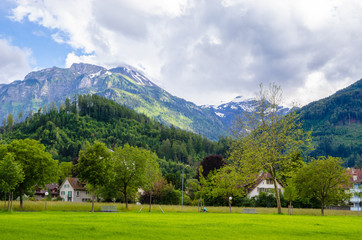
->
[8,0,362,106]
[0,38,32,83]
[294,71,355,106]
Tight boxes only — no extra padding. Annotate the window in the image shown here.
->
[61,191,65,196]
[258,188,267,193]
[258,188,273,193]
[67,191,72,201]
[76,191,80,197]
[266,179,273,185]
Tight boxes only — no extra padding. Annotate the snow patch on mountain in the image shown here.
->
[240,104,256,113]
[89,70,102,78]
[215,112,225,118]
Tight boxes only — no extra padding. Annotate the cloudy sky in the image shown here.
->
[1,0,362,106]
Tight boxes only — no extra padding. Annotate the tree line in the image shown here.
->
[0,94,231,176]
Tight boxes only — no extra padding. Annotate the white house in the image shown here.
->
[348,169,362,211]
[59,177,92,202]
[247,173,284,198]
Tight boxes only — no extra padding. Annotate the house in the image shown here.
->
[347,169,362,211]
[59,177,92,202]
[34,183,59,200]
[247,172,284,198]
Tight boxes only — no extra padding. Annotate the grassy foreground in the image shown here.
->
[0,211,361,240]
[0,201,360,216]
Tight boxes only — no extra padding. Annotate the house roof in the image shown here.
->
[35,183,59,195]
[347,169,362,183]
[63,177,87,190]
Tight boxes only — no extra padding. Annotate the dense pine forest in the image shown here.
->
[0,95,231,176]
[299,79,362,167]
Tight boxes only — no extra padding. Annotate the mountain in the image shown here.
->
[298,79,362,167]
[202,96,290,129]
[0,63,226,140]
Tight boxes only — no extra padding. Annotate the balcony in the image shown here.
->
[351,188,361,193]
[350,197,361,203]
[350,206,362,211]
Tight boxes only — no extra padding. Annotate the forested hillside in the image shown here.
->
[299,79,362,167]
[0,95,230,175]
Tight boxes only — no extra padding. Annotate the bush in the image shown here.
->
[140,183,182,205]
[182,194,191,205]
[254,192,277,207]
[28,197,36,201]
[233,196,255,207]
[159,184,181,205]
[53,196,63,201]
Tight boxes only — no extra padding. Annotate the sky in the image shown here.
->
[1,0,362,107]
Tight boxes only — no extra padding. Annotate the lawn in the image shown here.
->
[1,200,361,216]
[0,210,361,240]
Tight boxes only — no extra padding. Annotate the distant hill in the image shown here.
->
[298,79,362,166]
[0,63,226,140]
[0,95,230,176]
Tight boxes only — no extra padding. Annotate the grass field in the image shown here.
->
[1,200,361,216]
[1,201,362,239]
[0,210,361,240]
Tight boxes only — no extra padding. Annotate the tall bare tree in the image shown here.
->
[230,83,312,214]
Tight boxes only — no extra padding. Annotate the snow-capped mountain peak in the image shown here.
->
[201,95,290,126]
[110,65,155,87]
[230,96,256,103]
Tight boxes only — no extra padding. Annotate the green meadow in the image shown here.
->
[0,202,361,240]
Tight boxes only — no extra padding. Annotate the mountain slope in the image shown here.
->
[0,63,226,140]
[298,79,362,166]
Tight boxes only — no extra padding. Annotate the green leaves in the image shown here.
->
[0,139,58,188]
[293,156,351,215]
[76,141,112,188]
[0,153,24,192]
[0,139,58,208]
[75,141,112,212]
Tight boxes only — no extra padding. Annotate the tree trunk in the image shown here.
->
[124,185,128,209]
[4,192,6,209]
[228,198,231,213]
[19,184,23,209]
[149,191,152,212]
[289,200,292,215]
[8,192,11,211]
[10,192,13,211]
[321,198,324,216]
[273,177,282,214]
[91,189,95,212]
